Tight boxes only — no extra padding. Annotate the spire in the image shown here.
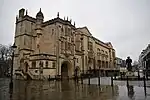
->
[40,8,41,12]
[64,16,65,20]
[57,12,59,18]
[67,16,68,21]
[74,21,75,26]
[25,9,28,15]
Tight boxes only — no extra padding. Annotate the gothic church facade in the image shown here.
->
[14,8,117,80]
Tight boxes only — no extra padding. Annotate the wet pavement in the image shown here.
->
[83,77,150,87]
[0,78,150,100]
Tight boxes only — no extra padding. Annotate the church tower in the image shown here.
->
[35,8,44,54]
[14,8,38,74]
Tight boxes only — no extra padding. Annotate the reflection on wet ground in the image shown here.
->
[83,77,150,87]
[0,78,150,100]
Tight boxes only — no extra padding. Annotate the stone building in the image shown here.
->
[14,8,117,80]
[116,57,126,68]
[139,44,150,76]
[116,57,126,74]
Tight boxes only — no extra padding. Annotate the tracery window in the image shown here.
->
[32,61,36,68]
[52,61,56,68]
[46,61,48,68]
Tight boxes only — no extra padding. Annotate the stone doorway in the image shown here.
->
[25,62,28,72]
[61,61,71,79]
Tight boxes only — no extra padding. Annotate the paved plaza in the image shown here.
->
[83,77,150,87]
[0,78,150,100]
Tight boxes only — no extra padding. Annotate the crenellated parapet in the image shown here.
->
[42,17,75,28]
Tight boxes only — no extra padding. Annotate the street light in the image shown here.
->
[9,43,17,89]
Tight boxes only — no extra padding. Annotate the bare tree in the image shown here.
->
[0,44,13,77]
[6,44,13,60]
[0,44,13,60]
[0,45,7,60]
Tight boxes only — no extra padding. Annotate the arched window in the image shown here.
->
[39,61,43,67]
[65,41,68,50]
[65,27,68,35]
[68,43,71,50]
[61,41,63,49]
[97,60,101,68]
[97,48,100,56]
[61,27,64,32]
[105,51,108,54]
[101,50,104,53]
[61,27,64,36]
[46,61,48,68]
[68,28,71,36]
[52,61,56,68]
[32,61,36,68]
[88,42,93,51]
[52,29,54,35]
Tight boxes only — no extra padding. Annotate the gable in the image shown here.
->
[77,26,92,36]
[106,42,113,48]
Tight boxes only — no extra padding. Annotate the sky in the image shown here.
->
[0,0,150,61]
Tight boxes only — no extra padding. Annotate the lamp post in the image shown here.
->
[99,63,100,77]
[9,43,17,89]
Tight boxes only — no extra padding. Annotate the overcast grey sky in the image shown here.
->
[0,0,150,61]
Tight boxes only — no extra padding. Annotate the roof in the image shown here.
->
[77,26,114,49]
[77,26,92,36]
[42,17,75,28]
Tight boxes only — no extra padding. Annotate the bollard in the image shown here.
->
[120,73,122,80]
[61,75,62,81]
[111,76,113,87]
[127,76,129,87]
[146,72,148,80]
[76,76,79,83]
[143,76,147,96]
[81,76,83,84]
[49,75,50,80]
[55,75,57,81]
[138,70,140,80]
[74,76,76,82]
[88,76,90,85]
[98,76,100,86]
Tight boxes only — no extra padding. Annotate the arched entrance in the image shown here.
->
[61,61,72,79]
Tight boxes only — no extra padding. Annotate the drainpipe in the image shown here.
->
[73,57,76,78]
